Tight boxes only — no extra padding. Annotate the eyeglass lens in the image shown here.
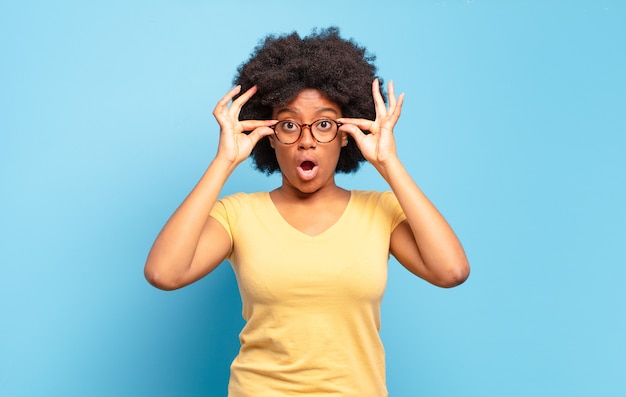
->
[274,119,338,144]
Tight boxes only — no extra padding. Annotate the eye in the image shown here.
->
[315,119,334,132]
[279,121,299,133]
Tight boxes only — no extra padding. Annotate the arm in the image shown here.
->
[144,86,275,290]
[339,80,469,288]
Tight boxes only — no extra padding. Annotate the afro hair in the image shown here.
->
[233,26,384,174]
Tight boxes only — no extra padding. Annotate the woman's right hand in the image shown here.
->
[212,85,276,167]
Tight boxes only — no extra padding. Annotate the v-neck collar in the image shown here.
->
[264,191,353,240]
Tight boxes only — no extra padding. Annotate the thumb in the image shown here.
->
[246,125,275,144]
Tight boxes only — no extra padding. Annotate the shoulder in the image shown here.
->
[211,192,269,222]
[351,190,406,227]
[351,190,398,207]
[217,191,268,208]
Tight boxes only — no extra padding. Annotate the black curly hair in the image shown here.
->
[233,27,384,174]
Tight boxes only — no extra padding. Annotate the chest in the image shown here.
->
[228,201,393,307]
[273,204,347,237]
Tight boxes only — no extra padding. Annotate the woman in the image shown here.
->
[145,27,469,397]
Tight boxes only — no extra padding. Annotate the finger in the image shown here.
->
[337,117,374,132]
[372,79,387,116]
[383,92,405,128]
[240,119,278,132]
[391,92,405,120]
[229,85,258,118]
[247,125,276,142]
[231,85,257,107]
[339,123,367,142]
[388,81,397,110]
[213,85,242,116]
[397,92,405,110]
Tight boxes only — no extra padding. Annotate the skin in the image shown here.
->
[268,89,351,236]
[144,80,470,290]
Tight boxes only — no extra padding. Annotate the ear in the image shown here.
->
[341,132,349,147]
[269,135,276,149]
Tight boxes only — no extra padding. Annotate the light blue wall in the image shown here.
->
[2,1,625,396]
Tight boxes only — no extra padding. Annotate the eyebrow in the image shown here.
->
[275,107,339,119]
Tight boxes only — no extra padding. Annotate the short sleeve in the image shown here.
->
[380,191,407,231]
[209,199,233,243]
[209,192,250,244]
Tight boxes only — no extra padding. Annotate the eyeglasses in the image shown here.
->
[270,119,342,145]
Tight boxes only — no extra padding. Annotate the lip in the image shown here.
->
[296,155,319,181]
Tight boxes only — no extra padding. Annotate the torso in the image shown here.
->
[269,187,351,237]
[209,190,407,396]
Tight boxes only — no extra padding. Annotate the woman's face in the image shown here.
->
[270,89,348,195]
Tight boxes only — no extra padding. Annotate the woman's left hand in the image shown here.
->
[338,79,404,169]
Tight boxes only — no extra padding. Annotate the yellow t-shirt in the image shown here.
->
[210,190,406,397]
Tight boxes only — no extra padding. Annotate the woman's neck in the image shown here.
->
[272,182,348,204]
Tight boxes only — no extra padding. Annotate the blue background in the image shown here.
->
[1,1,625,396]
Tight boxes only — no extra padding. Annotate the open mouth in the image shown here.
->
[300,161,315,171]
[297,160,318,181]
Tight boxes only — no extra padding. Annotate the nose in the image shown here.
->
[298,124,316,148]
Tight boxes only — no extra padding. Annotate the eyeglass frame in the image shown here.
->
[270,118,343,145]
